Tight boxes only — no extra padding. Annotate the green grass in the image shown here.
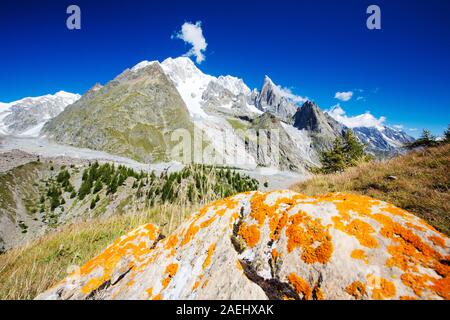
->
[227,118,249,131]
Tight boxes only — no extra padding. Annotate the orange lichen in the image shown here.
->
[249,193,270,225]
[238,223,261,248]
[345,281,366,299]
[286,211,333,264]
[202,279,209,288]
[287,273,312,300]
[269,212,288,241]
[367,275,396,300]
[400,296,417,300]
[406,222,426,232]
[152,293,162,300]
[162,263,179,289]
[164,235,178,251]
[192,280,201,291]
[313,287,325,300]
[146,287,153,297]
[271,249,280,261]
[80,224,159,294]
[351,249,368,264]
[200,216,216,228]
[181,222,200,246]
[400,273,432,297]
[333,217,378,248]
[429,235,446,248]
[202,243,216,269]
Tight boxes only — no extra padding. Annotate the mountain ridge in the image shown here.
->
[2,56,415,169]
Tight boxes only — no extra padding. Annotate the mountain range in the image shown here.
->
[1,57,414,172]
[0,91,80,137]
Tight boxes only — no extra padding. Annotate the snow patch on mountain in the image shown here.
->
[0,91,80,137]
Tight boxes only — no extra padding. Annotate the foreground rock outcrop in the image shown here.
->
[36,191,449,300]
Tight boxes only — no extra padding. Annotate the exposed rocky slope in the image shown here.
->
[0,91,80,137]
[37,190,449,300]
[294,101,345,152]
[252,76,298,123]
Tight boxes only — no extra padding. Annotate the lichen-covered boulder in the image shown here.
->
[36,191,449,300]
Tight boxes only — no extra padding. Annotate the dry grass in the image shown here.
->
[291,144,450,235]
[0,203,197,300]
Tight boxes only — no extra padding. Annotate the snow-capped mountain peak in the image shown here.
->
[130,60,160,72]
[0,91,80,137]
[215,75,251,96]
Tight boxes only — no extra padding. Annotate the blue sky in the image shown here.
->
[0,0,449,136]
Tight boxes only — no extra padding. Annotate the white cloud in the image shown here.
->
[173,21,208,64]
[356,96,365,101]
[334,91,353,102]
[326,104,385,129]
[392,125,404,130]
[279,86,308,104]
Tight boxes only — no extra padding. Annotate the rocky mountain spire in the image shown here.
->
[294,101,345,151]
[253,76,298,123]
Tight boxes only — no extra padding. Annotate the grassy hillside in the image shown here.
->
[291,144,450,235]
[0,162,260,299]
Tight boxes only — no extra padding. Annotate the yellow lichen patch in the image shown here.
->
[152,293,162,300]
[367,275,396,300]
[79,224,159,294]
[287,273,312,300]
[375,212,448,299]
[430,261,450,300]
[318,193,379,218]
[236,260,243,271]
[406,222,426,232]
[164,235,178,251]
[200,216,216,228]
[82,278,105,294]
[229,211,239,224]
[271,248,280,262]
[286,211,333,264]
[382,204,409,218]
[202,243,216,269]
[181,222,200,246]
[333,217,378,248]
[428,235,446,248]
[400,296,417,300]
[192,280,201,291]
[161,263,179,289]
[351,249,368,264]
[269,212,288,241]
[249,192,270,225]
[238,223,261,248]
[146,287,153,297]
[400,273,433,297]
[345,281,366,299]
[202,279,209,288]
[313,287,325,300]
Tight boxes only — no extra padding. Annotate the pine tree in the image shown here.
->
[443,124,450,143]
[407,129,438,149]
[319,129,370,174]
